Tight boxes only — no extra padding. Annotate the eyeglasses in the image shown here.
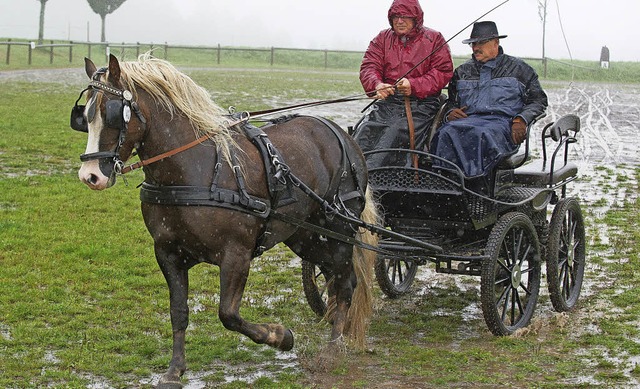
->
[469,39,494,47]
[392,15,412,21]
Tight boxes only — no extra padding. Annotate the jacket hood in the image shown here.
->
[387,0,424,29]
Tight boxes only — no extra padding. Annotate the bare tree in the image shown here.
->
[87,0,127,42]
[36,0,49,44]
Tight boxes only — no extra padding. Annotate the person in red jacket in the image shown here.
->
[353,0,453,168]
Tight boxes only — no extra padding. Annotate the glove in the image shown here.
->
[446,106,468,122]
[511,117,527,144]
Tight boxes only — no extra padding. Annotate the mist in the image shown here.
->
[1,0,638,62]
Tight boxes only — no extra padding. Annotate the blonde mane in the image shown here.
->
[116,54,237,161]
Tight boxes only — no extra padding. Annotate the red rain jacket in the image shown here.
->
[360,0,453,99]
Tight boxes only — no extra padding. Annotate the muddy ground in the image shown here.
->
[2,68,639,388]
[302,80,640,388]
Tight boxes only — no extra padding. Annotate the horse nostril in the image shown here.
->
[88,174,99,185]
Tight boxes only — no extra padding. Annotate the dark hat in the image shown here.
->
[462,21,507,44]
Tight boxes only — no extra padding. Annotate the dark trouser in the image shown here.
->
[353,95,440,169]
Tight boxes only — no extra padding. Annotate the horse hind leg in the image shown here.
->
[218,253,294,351]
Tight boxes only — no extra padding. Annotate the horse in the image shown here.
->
[72,54,378,388]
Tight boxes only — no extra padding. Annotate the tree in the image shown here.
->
[87,0,127,42]
[36,0,49,44]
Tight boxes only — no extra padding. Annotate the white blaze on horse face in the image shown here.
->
[78,109,110,190]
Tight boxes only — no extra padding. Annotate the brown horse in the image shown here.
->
[72,54,378,388]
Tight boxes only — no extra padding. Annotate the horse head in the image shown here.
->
[74,54,147,190]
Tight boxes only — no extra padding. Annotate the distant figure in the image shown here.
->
[600,46,610,69]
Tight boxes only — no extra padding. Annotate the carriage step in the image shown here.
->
[434,256,484,276]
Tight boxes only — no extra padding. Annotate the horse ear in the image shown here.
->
[108,54,121,84]
[84,57,96,79]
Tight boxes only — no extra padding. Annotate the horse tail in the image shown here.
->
[345,186,379,349]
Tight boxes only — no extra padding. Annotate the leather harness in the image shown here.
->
[140,114,366,257]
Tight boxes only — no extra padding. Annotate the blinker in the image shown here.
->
[70,87,90,133]
[105,99,125,129]
[70,104,88,132]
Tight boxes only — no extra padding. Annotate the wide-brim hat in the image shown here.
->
[462,21,507,44]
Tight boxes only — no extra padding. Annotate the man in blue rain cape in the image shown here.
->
[430,21,548,193]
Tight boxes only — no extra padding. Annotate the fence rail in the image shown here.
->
[0,39,555,74]
[0,39,372,69]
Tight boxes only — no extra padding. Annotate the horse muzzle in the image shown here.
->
[78,153,119,190]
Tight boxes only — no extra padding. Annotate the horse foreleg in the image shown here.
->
[218,257,294,351]
[329,269,356,343]
[156,250,189,388]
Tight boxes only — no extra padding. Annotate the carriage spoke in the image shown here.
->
[515,288,525,317]
[500,286,511,322]
[562,263,573,299]
[512,288,523,324]
[502,240,514,268]
[399,261,407,283]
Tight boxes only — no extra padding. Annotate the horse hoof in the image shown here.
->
[157,376,183,389]
[156,383,182,389]
[279,329,294,351]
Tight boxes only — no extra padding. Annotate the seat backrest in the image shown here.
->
[424,94,450,152]
[547,114,581,141]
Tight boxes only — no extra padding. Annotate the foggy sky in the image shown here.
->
[0,0,638,62]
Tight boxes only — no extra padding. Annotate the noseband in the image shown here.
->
[71,68,146,176]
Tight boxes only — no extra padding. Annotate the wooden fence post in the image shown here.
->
[5,38,10,65]
[270,47,274,66]
[324,49,328,69]
[28,42,33,65]
[69,41,73,63]
[217,44,220,64]
[50,40,54,64]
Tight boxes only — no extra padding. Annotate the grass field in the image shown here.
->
[1,54,639,388]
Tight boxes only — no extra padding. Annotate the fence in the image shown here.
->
[0,39,369,70]
[4,39,580,78]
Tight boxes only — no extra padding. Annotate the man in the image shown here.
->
[431,21,548,192]
[353,0,453,168]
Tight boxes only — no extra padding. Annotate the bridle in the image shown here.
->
[71,67,147,177]
[71,69,249,178]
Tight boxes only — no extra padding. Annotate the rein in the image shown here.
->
[248,94,369,118]
[120,114,249,174]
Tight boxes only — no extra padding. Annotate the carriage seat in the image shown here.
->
[509,160,578,186]
[497,148,528,170]
[497,114,581,187]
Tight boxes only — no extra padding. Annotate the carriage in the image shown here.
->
[302,107,585,336]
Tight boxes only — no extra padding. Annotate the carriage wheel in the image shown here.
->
[481,212,541,335]
[301,260,331,317]
[375,255,418,298]
[546,198,586,312]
